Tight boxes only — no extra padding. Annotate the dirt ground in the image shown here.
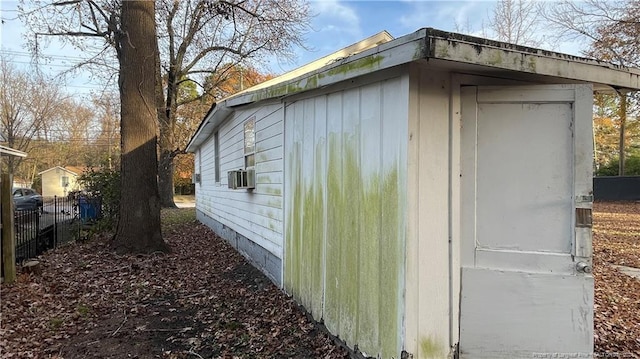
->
[1,203,639,358]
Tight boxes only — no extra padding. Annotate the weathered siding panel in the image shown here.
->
[197,103,285,270]
[284,76,409,358]
[405,67,453,358]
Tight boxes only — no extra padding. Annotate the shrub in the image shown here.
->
[77,168,120,228]
[596,155,640,176]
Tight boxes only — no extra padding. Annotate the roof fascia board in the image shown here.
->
[231,31,395,97]
[424,29,640,92]
[223,29,428,108]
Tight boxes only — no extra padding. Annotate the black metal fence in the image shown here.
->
[12,195,102,263]
[594,176,640,201]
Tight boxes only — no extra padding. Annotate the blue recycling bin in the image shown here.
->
[78,196,101,223]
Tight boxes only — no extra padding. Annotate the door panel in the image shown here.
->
[460,268,593,359]
[459,85,594,358]
[477,102,573,254]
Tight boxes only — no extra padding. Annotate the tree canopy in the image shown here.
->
[19,0,312,207]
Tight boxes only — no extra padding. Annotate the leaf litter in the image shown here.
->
[2,204,640,358]
[1,208,348,358]
[593,202,640,358]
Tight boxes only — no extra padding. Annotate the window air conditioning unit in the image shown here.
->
[227,169,255,190]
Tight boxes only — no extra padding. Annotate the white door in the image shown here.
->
[459,85,594,358]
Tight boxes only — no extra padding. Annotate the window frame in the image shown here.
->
[243,116,256,170]
[214,131,220,183]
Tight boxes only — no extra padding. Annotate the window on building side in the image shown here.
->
[244,117,255,169]
[214,131,220,183]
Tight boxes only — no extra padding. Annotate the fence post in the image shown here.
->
[53,196,57,248]
[2,173,16,283]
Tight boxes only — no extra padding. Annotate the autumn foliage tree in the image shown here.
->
[19,0,311,207]
[542,0,640,174]
[593,93,640,173]
[587,2,640,174]
[204,64,275,100]
[170,64,274,191]
[154,1,309,207]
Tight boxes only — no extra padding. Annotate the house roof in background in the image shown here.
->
[37,166,91,176]
[186,27,640,152]
[65,166,92,176]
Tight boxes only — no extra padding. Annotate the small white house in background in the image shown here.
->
[12,177,31,189]
[38,166,86,197]
[187,28,640,358]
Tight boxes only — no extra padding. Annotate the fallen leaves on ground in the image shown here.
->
[593,202,640,358]
[1,208,348,358]
[3,204,640,358]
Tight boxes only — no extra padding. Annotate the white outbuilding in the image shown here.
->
[187,28,640,358]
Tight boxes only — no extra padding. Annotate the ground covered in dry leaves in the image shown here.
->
[1,209,348,358]
[2,203,640,358]
[592,202,640,358]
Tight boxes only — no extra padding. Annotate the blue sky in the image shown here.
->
[276,0,494,72]
[0,0,575,97]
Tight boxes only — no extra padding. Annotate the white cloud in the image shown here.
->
[310,0,363,39]
[399,1,493,34]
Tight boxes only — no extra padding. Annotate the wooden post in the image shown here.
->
[618,93,627,176]
[2,173,16,283]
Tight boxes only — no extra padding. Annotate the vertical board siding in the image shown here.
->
[404,67,453,358]
[324,92,343,337]
[284,77,408,358]
[197,103,285,258]
[357,83,381,354]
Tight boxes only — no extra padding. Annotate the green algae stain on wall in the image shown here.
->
[284,132,403,358]
[420,336,445,359]
[326,55,384,77]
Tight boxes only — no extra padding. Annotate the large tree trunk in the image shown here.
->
[114,0,169,254]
